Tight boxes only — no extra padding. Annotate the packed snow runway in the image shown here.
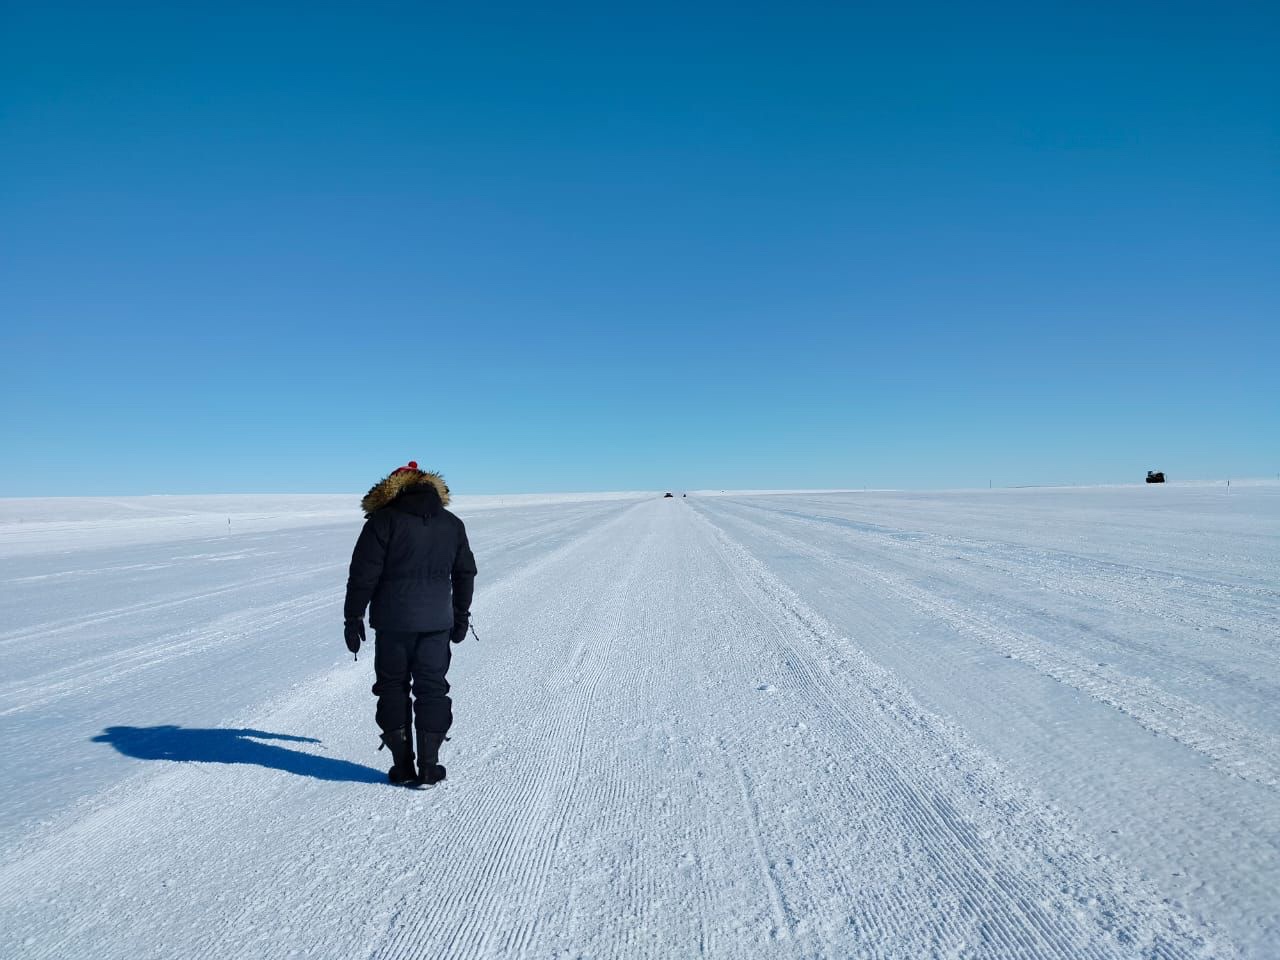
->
[1,485,1277,958]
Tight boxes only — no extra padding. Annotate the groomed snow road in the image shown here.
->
[2,486,1277,958]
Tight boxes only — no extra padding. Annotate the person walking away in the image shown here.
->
[343,461,478,787]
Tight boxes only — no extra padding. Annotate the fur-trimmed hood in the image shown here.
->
[361,467,451,517]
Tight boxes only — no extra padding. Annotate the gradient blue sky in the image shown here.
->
[2,2,1276,495]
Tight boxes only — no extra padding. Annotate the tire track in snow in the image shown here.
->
[0,559,341,647]
[730,760,795,946]
[688,501,1231,959]
[732,499,1280,672]
[699,518,1060,958]
[743,499,1279,615]
[0,586,337,716]
[699,499,1280,791]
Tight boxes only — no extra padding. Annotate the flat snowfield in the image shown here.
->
[2,485,1277,959]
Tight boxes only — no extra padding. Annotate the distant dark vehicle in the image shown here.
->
[682,494,687,497]
[1146,471,1166,484]
[663,492,674,498]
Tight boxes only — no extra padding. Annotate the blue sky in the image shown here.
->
[2,2,1276,495]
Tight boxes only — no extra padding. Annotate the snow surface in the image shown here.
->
[1,483,1277,958]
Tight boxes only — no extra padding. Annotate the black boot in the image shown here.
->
[416,728,447,785]
[379,727,419,786]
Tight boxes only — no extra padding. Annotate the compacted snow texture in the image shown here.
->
[1,483,1277,958]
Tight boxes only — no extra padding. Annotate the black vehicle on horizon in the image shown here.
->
[1146,471,1166,484]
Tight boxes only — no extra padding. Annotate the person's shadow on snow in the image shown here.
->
[92,725,385,784]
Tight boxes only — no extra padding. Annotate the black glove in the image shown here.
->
[344,618,365,655]
[449,612,469,645]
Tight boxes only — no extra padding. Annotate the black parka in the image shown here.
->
[343,470,477,633]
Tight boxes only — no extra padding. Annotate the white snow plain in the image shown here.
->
[1,483,1277,959]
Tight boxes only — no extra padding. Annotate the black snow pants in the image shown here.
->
[373,630,453,749]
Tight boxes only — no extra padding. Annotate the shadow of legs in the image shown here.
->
[92,725,385,785]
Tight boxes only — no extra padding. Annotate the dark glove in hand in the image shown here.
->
[449,613,469,645]
[344,618,365,654]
